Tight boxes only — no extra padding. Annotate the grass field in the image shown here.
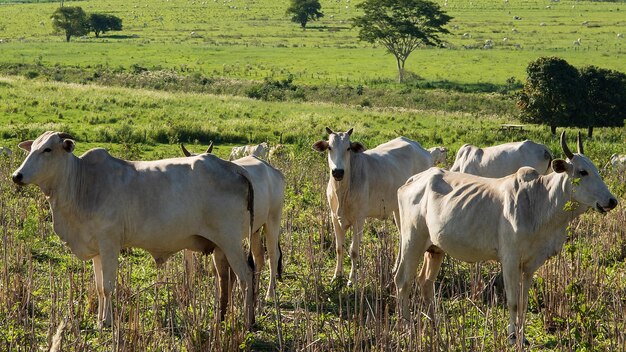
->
[0,0,624,86]
[0,0,625,351]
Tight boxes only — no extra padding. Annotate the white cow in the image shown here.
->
[607,153,626,172]
[0,147,12,157]
[312,127,433,284]
[451,140,553,177]
[181,143,285,315]
[229,142,269,161]
[427,146,448,166]
[12,132,256,328]
[394,132,617,344]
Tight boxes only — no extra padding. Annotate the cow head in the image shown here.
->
[312,127,365,181]
[12,131,75,188]
[551,131,617,213]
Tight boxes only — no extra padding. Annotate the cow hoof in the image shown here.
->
[508,333,529,346]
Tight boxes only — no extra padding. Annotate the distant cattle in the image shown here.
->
[312,127,433,284]
[0,147,12,157]
[181,143,285,317]
[395,132,617,344]
[428,146,448,167]
[607,153,626,172]
[451,140,553,178]
[12,132,256,327]
[229,142,269,160]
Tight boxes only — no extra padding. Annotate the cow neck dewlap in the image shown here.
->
[50,155,89,213]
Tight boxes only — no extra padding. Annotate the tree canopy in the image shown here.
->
[89,13,123,38]
[353,0,452,82]
[286,0,324,29]
[51,6,89,42]
[517,57,625,137]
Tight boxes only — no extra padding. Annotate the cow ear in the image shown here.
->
[18,140,34,152]
[312,140,329,152]
[350,142,365,153]
[62,139,75,153]
[552,159,571,173]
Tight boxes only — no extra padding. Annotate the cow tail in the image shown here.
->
[239,171,255,274]
[277,242,283,281]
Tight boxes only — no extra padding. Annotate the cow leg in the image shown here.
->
[212,248,234,321]
[250,229,264,303]
[218,239,254,327]
[92,255,105,326]
[348,218,365,286]
[502,258,522,344]
[98,246,120,328]
[331,215,347,281]
[394,224,430,322]
[417,250,444,320]
[264,216,282,300]
[183,250,194,288]
[391,211,401,275]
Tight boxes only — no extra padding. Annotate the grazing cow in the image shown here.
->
[451,140,553,178]
[180,143,285,316]
[0,147,12,157]
[394,132,617,344]
[427,146,448,167]
[312,127,433,284]
[229,142,269,161]
[607,153,626,172]
[12,132,256,328]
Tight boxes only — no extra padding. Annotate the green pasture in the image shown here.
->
[0,0,623,85]
[0,76,625,350]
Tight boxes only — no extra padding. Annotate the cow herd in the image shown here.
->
[10,128,619,345]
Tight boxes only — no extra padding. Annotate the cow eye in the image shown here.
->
[327,147,332,151]
[580,170,588,176]
[43,148,52,153]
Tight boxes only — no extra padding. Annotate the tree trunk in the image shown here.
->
[65,32,71,42]
[587,126,593,138]
[396,57,405,83]
[550,125,557,135]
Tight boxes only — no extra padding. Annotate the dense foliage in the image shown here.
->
[285,0,324,29]
[88,13,123,38]
[50,6,89,42]
[518,57,626,137]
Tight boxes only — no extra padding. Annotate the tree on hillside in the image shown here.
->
[286,0,324,29]
[51,6,89,42]
[88,13,123,38]
[578,66,626,138]
[353,0,452,83]
[517,57,584,135]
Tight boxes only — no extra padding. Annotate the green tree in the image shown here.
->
[578,66,626,138]
[353,0,452,82]
[88,13,123,38]
[517,57,584,135]
[51,6,89,42]
[286,0,324,29]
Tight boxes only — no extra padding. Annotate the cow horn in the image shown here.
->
[57,132,74,140]
[577,131,584,155]
[206,141,214,154]
[180,143,192,157]
[560,131,574,159]
[347,128,353,136]
[325,127,334,135]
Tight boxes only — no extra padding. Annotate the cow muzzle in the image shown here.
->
[331,169,344,181]
[596,198,618,213]
[11,172,24,186]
